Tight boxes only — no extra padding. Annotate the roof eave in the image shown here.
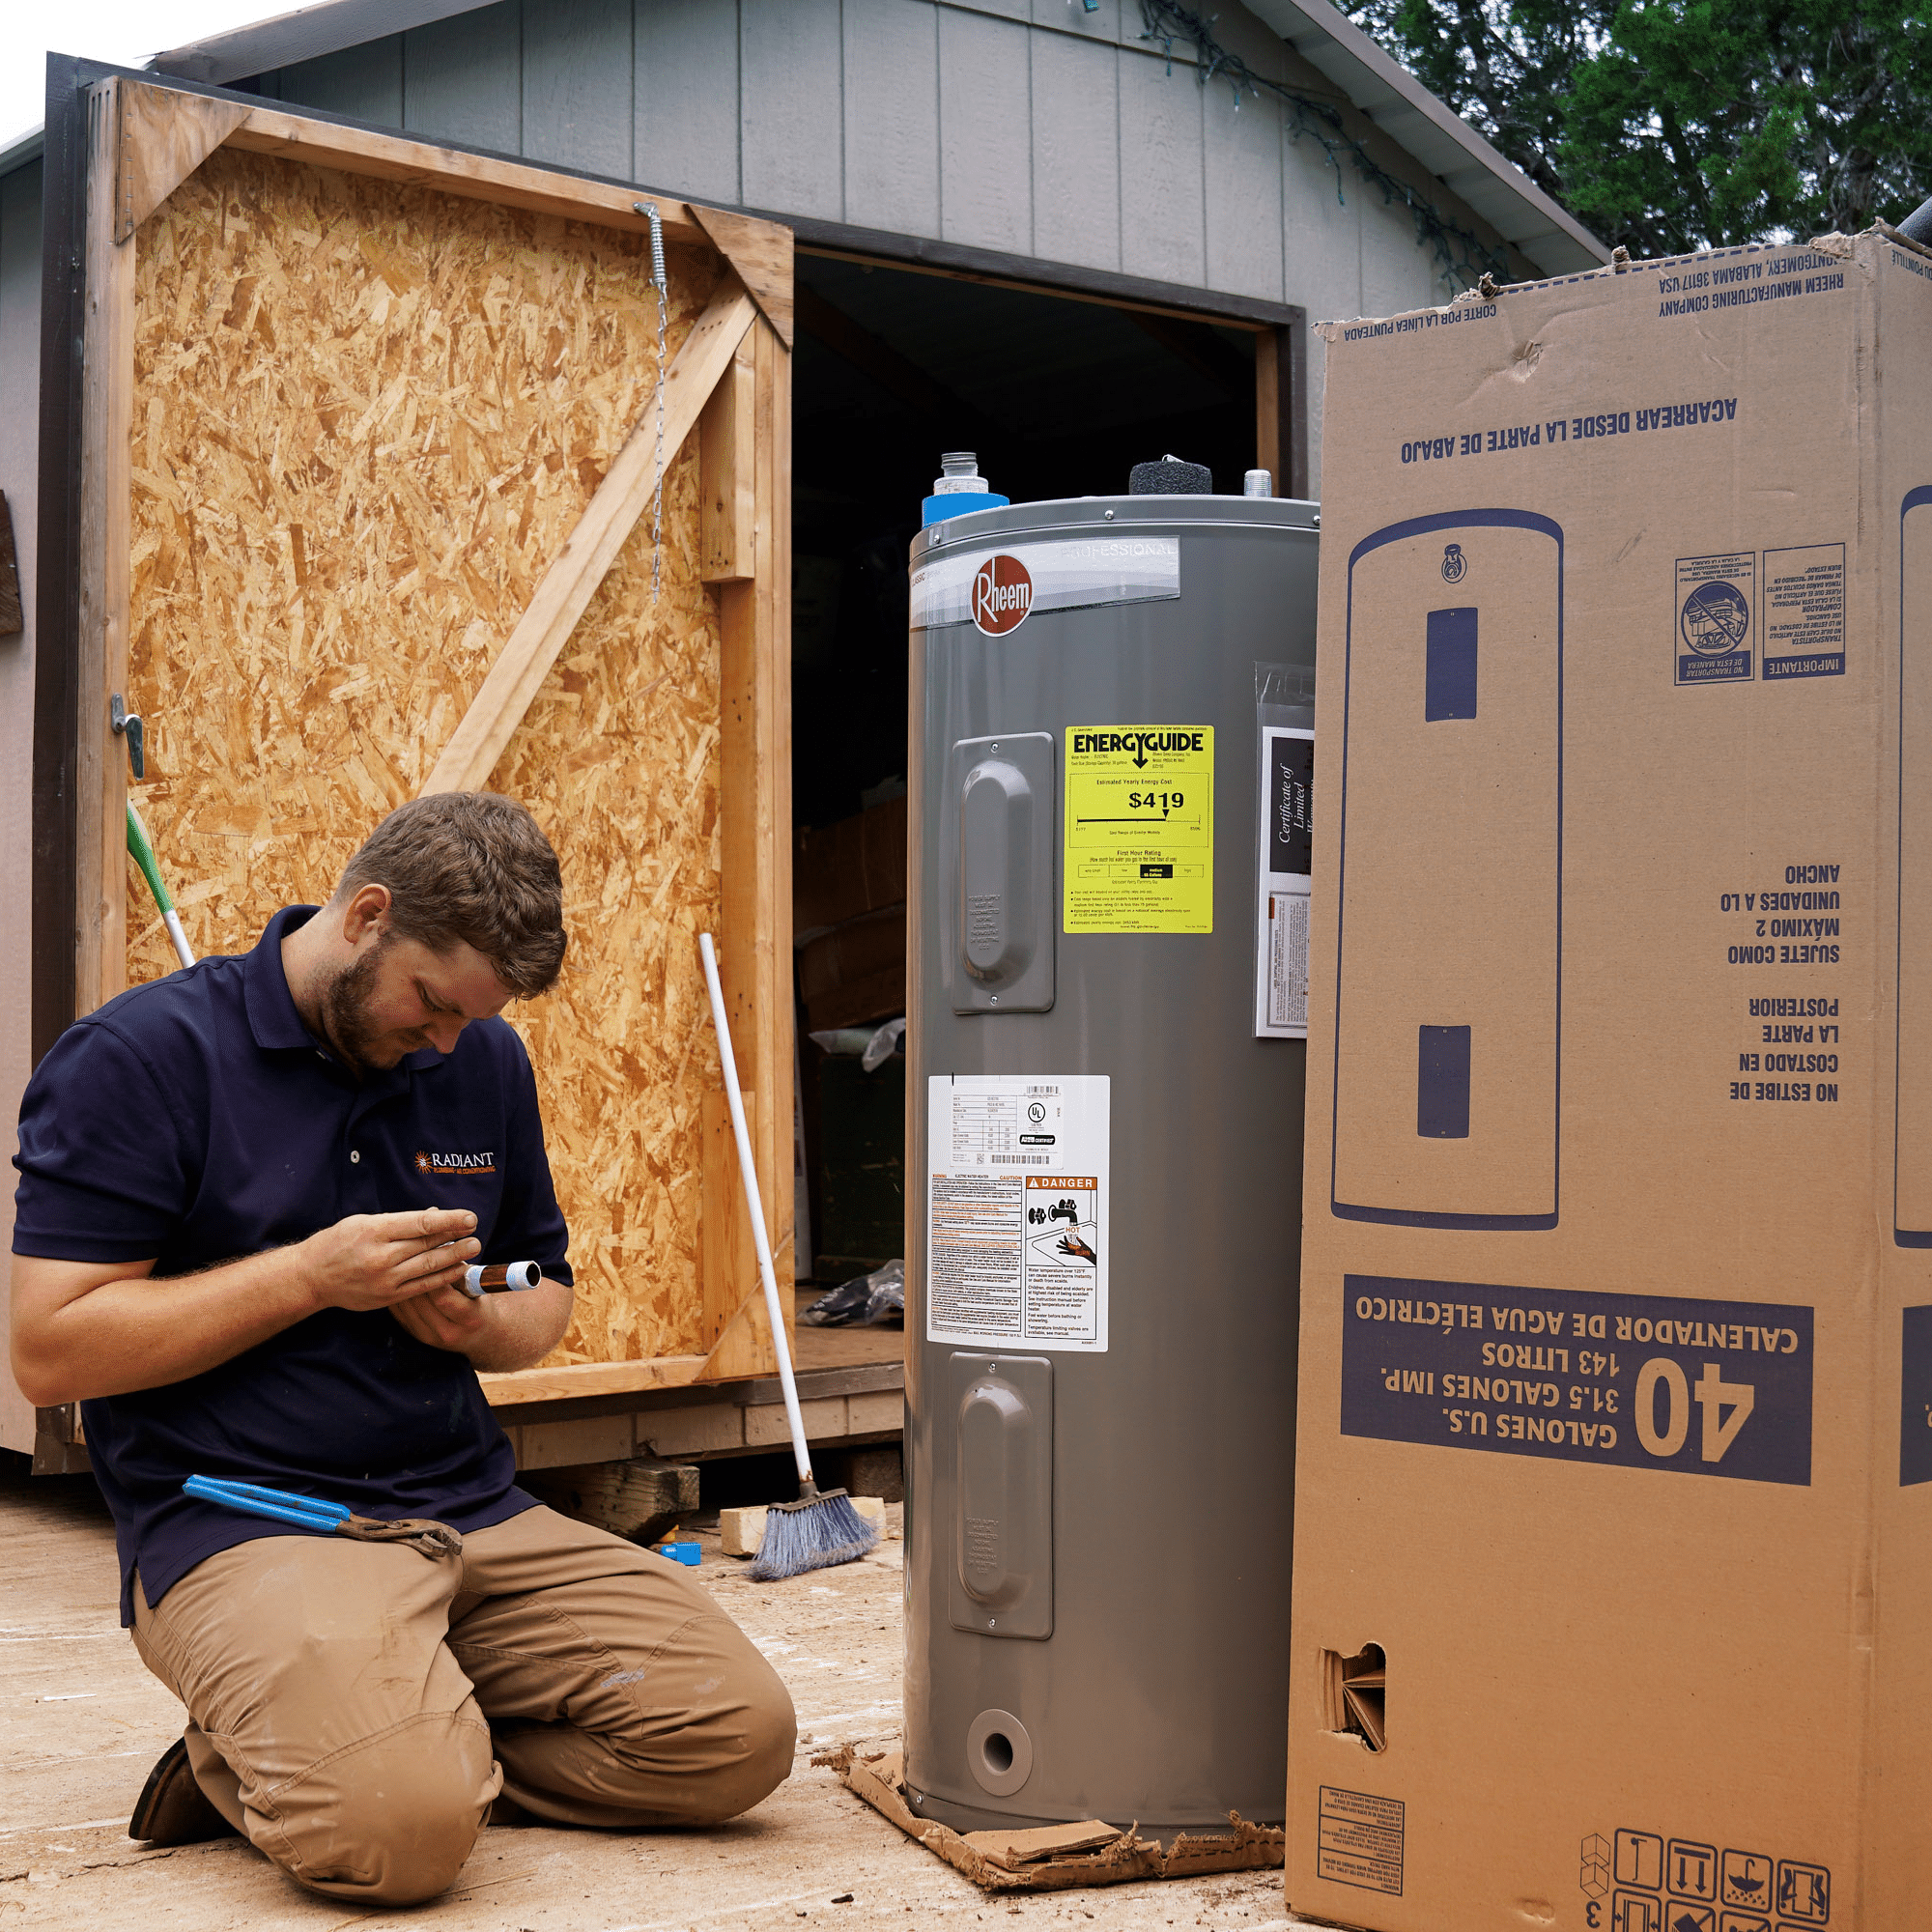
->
[151,0,500,84]
[0,126,45,178]
[1245,0,1609,275]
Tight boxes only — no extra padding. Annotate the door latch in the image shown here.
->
[110,694,144,780]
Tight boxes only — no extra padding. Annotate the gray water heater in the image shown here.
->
[904,491,1319,1840]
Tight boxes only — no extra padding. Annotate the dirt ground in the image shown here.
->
[0,1462,1322,1932]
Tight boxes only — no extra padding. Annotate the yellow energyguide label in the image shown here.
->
[1064,725,1214,933]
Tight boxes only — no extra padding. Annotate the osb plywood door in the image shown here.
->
[125,147,725,1366]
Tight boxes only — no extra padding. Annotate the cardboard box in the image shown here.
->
[1290,227,1932,1932]
[797,904,907,1031]
[794,795,907,936]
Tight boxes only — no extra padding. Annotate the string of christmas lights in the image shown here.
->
[1136,0,1514,289]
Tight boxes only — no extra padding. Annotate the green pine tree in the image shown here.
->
[1342,0,1932,256]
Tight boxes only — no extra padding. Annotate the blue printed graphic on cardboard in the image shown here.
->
[1682,580,1750,655]
[1675,552,1756,686]
[1342,1276,1813,1485]
[1898,1306,1932,1485]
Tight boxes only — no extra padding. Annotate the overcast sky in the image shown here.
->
[3,1,278,153]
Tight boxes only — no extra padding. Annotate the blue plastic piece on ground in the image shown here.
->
[921,491,1009,527]
[655,1541,701,1566]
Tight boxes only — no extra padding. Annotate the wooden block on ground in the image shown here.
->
[524,1457,700,1547]
[720,1492,885,1558]
[720,1502,766,1557]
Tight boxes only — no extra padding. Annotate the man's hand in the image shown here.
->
[299,1208,480,1312]
[388,1282,492,1353]
[388,1273,574,1373]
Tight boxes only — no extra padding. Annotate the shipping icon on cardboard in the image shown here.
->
[1611,1894,1662,1932]
[1594,1831,1829,1932]
[1720,1850,1772,1908]
[1667,1839,1718,1900]
[1776,1859,1830,1921]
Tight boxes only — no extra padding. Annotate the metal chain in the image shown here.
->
[636,201,669,604]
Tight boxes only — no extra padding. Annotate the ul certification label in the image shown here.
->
[926,1075,1109,1352]
[1065,726,1213,933]
[1342,1275,1813,1485]
[1255,725,1313,1037]
[1581,1827,1829,1932]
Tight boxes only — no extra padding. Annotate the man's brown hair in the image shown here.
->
[332,793,566,998]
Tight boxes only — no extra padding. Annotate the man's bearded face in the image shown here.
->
[321,935,431,1070]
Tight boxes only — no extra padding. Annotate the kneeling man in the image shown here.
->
[10,793,794,1905]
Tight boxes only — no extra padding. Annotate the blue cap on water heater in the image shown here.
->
[922,450,1009,527]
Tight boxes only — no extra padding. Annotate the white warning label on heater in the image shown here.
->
[925,1074,1109,1352]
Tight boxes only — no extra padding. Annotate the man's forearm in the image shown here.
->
[13,1208,481,1406]
[10,1249,319,1405]
[455,1275,574,1373]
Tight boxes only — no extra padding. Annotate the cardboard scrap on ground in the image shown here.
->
[812,1744,1284,1891]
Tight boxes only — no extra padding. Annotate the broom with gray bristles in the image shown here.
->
[698,934,878,1580]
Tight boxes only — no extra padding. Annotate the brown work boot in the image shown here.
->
[128,1737,240,1846]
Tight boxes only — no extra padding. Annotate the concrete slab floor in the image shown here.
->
[0,1463,1323,1932]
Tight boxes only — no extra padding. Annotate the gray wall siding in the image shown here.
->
[936,7,1032,256]
[524,0,635,179]
[843,0,939,239]
[741,0,844,222]
[636,0,740,207]
[1028,26,1119,272]
[243,0,1521,496]
[278,37,404,126]
[405,7,523,154]
[0,159,41,1454]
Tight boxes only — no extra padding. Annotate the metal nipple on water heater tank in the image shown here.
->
[922,452,1011,528]
[934,452,987,495]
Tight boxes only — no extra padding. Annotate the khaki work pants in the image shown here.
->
[130,1504,796,1905]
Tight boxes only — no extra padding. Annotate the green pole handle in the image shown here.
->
[126,803,174,916]
[127,804,196,969]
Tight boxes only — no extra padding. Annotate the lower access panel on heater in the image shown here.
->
[947,1353,1053,1639]
[1333,516,1561,1228]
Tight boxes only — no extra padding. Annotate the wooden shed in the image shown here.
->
[0,0,1605,1466]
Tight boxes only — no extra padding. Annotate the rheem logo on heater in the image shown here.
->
[972,554,1033,635]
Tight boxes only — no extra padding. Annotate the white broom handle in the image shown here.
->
[698,934,812,1487]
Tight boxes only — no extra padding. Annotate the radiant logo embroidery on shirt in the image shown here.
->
[414,1150,497,1176]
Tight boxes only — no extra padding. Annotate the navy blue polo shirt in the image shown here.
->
[12,906,572,1624]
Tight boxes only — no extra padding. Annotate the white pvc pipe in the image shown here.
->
[697,933,812,1488]
[162,908,195,971]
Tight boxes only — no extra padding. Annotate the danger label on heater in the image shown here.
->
[925,1074,1110,1353]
